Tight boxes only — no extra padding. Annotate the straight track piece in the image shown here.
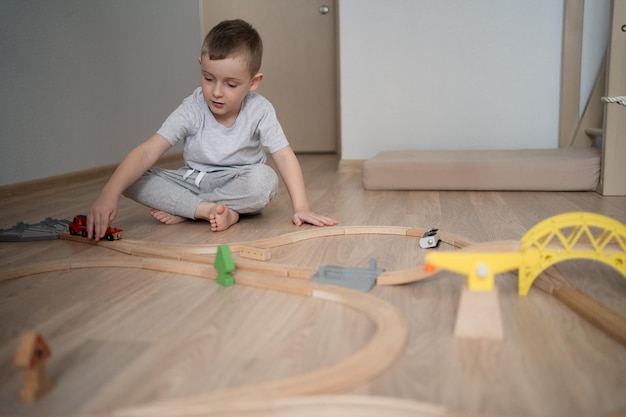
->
[233,271,312,296]
[141,258,216,279]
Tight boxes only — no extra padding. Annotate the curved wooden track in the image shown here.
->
[57,225,477,286]
[1,257,410,417]
[115,394,458,417]
[53,226,626,347]
[113,395,626,417]
[3,225,625,417]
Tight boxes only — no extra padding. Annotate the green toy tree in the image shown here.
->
[214,244,235,286]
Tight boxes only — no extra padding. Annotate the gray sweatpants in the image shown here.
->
[123,164,278,219]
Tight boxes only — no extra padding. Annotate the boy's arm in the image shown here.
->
[88,134,172,240]
[270,146,338,227]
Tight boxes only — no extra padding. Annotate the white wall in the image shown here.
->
[580,0,611,117]
[339,0,609,160]
[0,0,201,187]
[0,0,611,186]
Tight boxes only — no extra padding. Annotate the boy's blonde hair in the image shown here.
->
[201,19,263,77]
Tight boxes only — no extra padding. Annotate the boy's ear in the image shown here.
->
[249,73,264,91]
[198,56,202,65]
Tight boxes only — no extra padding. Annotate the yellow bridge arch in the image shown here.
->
[518,212,626,295]
[425,212,626,295]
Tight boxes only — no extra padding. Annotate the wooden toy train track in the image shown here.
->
[58,225,477,286]
[2,221,625,417]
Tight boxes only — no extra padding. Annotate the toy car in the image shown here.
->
[68,215,122,241]
[419,228,440,249]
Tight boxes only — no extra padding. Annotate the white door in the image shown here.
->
[201,0,338,152]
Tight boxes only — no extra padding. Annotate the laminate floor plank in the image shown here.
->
[0,154,625,417]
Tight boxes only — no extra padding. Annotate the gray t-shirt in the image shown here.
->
[157,88,289,172]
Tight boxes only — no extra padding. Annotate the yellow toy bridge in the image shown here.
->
[425,212,626,295]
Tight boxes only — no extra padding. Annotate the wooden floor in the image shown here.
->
[1,154,625,417]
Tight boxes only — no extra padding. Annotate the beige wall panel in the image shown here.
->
[201,0,338,153]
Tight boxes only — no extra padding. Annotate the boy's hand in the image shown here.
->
[292,210,338,227]
[87,194,118,240]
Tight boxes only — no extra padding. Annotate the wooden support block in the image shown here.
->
[454,288,504,341]
[14,333,52,402]
[20,363,52,403]
[239,246,272,261]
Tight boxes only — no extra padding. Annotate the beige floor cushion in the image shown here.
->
[362,147,601,191]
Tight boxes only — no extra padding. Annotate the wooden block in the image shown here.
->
[20,363,52,403]
[14,333,52,403]
[239,246,272,261]
[454,288,504,340]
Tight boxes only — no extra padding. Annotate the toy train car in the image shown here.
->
[68,215,122,241]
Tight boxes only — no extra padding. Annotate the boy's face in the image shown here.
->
[198,54,263,126]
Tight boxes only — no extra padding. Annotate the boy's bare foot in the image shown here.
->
[209,204,240,232]
[194,202,239,231]
[149,208,187,225]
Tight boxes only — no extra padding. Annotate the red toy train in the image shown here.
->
[68,215,122,241]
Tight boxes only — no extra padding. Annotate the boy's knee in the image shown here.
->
[251,164,278,201]
[238,165,278,213]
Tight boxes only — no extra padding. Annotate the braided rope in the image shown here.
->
[601,95,626,106]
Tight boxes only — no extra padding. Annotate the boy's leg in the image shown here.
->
[198,164,279,214]
[123,164,278,229]
[123,168,203,220]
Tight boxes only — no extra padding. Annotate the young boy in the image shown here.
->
[87,19,337,240]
